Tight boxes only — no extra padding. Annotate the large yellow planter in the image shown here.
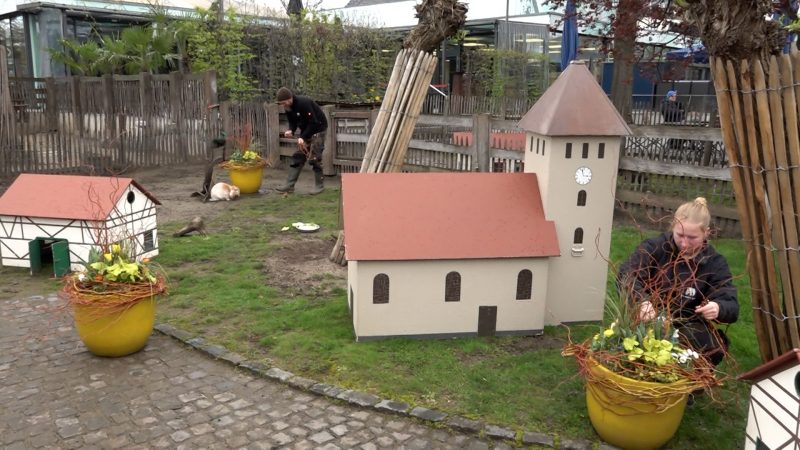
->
[228,166,264,194]
[73,296,156,357]
[586,360,689,450]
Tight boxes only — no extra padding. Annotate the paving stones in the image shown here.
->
[2,295,533,449]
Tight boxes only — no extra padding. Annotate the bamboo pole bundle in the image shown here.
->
[712,52,800,362]
[330,0,466,266]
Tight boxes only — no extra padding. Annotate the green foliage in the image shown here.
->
[178,7,258,100]
[48,23,178,76]
[464,48,548,100]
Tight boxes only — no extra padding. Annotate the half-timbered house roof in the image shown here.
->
[739,348,800,382]
[0,174,160,221]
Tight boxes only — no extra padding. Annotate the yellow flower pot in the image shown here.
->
[73,296,156,357]
[586,360,689,450]
[228,166,264,194]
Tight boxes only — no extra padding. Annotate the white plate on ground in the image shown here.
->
[293,223,320,233]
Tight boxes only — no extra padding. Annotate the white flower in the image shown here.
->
[672,329,680,340]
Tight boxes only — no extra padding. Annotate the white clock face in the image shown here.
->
[575,166,592,185]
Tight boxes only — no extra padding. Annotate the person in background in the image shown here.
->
[617,197,738,367]
[275,87,328,195]
[661,90,686,150]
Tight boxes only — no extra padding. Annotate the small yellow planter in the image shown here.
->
[228,166,264,194]
[586,360,689,450]
[73,296,156,357]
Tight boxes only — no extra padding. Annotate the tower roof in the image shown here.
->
[518,61,632,137]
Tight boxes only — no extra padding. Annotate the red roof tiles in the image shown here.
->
[0,174,160,221]
[342,172,559,261]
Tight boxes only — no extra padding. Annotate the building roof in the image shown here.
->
[0,174,160,221]
[518,61,632,137]
[738,348,800,383]
[341,172,559,261]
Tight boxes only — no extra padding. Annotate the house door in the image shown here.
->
[28,238,69,277]
[478,306,497,337]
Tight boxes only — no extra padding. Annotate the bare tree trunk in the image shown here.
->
[608,0,638,123]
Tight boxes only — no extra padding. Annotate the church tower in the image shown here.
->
[518,61,631,325]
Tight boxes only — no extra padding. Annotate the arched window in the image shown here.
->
[574,228,584,245]
[516,269,532,300]
[373,274,389,304]
[445,271,461,302]
[577,190,587,206]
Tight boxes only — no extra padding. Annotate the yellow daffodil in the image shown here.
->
[111,244,121,254]
[104,253,112,262]
[603,327,615,337]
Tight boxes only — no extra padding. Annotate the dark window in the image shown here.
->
[577,190,587,206]
[530,136,534,153]
[565,143,572,159]
[127,191,136,203]
[373,274,389,304]
[582,143,589,159]
[536,138,540,154]
[143,230,155,251]
[574,228,584,245]
[445,271,461,302]
[349,286,353,313]
[516,270,532,300]
[755,438,771,450]
[542,140,545,156]
[598,142,605,159]
[795,372,800,397]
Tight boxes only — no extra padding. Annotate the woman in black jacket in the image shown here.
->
[618,197,738,366]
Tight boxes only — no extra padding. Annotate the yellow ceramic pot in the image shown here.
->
[73,296,156,357]
[586,360,689,450]
[229,166,264,194]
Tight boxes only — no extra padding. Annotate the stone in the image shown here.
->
[409,407,448,422]
[522,431,554,447]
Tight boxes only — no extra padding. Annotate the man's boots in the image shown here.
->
[275,165,302,193]
[309,171,324,195]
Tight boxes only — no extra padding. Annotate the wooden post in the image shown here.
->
[102,74,120,165]
[70,77,83,138]
[45,78,58,132]
[170,71,188,162]
[220,100,232,156]
[265,102,280,166]
[322,104,335,176]
[473,113,490,172]
[139,72,154,165]
[204,70,218,159]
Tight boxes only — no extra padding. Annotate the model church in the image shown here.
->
[342,61,631,341]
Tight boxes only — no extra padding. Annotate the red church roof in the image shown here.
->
[0,174,160,221]
[341,172,559,261]
[518,61,632,137]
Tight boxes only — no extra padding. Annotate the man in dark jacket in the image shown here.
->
[618,198,738,366]
[275,87,328,194]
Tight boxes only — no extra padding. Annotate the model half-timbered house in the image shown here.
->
[739,348,800,450]
[0,174,161,276]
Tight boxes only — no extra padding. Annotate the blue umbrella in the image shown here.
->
[560,0,578,71]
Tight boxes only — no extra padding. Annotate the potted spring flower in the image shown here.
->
[563,290,720,450]
[60,242,167,357]
[218,123,268,194]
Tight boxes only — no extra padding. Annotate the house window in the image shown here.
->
[574,228,584,244]
[516,270,532,300]
[598,142,605,159]
[373,274,389,304]
[565,143,572,159]
[795,371,800,396]
[143,230,155,251]
[582,143,589,159]
[127,191,136,204]
[542,140,546,156]
[577,190,587,206]
[445,271,461,302]
[349,286,354,312]
[530,136,534,153]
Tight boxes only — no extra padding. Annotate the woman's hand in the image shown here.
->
[695,302,720,321]
[639,301,657,321]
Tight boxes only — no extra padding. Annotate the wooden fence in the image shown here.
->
[1,69,737,235]
[2,71,217,177]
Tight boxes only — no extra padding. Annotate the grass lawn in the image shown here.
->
[0,187,760,448]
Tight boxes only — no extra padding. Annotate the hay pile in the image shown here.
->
[403,0,468,52]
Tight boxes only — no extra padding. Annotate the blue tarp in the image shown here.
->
[560,0,578,71]
[665,43,708,64]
